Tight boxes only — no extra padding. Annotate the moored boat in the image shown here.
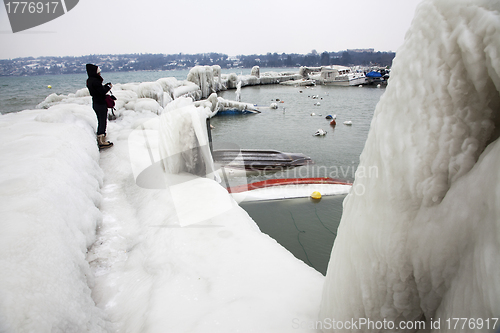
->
[304,65,367,86]
[226,177,352,202]
[213,149,312,172]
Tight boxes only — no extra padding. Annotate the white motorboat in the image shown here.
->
[307,65,367,86]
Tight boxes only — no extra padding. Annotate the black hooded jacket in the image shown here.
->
[86,64,110,104]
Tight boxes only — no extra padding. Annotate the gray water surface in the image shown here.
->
[213,83,383,274]
[240,195,346,275]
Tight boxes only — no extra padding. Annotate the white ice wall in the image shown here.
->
[0,106,108,332]
[320,0,500,331]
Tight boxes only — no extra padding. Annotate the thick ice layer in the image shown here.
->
[2,70,325,331]
[0,105,108,331]
[320,0,500,331]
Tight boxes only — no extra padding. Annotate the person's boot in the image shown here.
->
[97,134,113,149]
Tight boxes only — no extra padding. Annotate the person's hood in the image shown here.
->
[86,64,100,77]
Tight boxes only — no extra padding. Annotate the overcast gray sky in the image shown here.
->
[0,0,423,59]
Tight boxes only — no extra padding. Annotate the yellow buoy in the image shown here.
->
[47,85,52,89]
[311,191,322,200]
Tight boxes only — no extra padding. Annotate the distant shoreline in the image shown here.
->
[0,51,395,77]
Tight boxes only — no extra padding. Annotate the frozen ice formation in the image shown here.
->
[1,68,324,331]
[320,0,500,331]
[186,65,222,99]
[0,106,109,332]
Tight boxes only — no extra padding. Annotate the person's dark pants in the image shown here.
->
[93,102,108,135]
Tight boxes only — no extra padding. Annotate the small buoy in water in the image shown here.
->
[314,102,321,106]
[314,129,327,136]
[344,121,353,126]
[330,119,337,126]
[47,85,52,89]
[326,114,333,119]
[270,103,278,109]
[280,101,284,103]
[311,191,322,200]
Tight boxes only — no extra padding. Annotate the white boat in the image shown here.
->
[307,65,366,86]
[226,177,352,202]
[279,79,316,86]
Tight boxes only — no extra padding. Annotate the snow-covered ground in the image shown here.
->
[0,74,323,332]
[320,0,500,331]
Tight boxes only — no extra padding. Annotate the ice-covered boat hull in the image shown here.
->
[213,149,312,171]
[216,108,260,115]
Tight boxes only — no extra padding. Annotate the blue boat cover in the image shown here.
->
[366,71,383,78]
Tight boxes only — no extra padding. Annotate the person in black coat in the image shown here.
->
[86,63,113,148]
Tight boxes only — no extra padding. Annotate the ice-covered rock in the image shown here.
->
[75,87,90,97]
[186,65,222,99]
[36,93,66,109]
[137,82,165,107]
[134,98,163,114]
[112,89,138,110]
[173,80,202,100]
[320,0,500,331]
[156,77,180,101]
[251,65,260,78]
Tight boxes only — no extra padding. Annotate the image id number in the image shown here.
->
[445,318,498,330]
[5,2,59,14]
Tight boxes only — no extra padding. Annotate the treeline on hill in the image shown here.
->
[99,51,396,69]
[0,51,395,76]
[239,50,395,68]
